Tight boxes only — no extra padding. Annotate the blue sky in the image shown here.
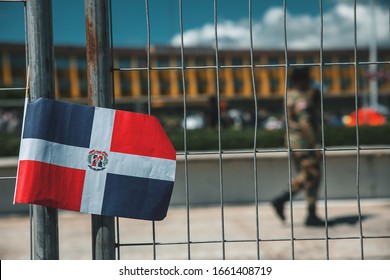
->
[0,0,389,49]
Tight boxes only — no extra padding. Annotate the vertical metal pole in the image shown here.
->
[282,0,295,260]
[178,0,191,260]
[26,0,59,260]
[368,0,378,110]
[84,0,115,260]
[248,0,261,260]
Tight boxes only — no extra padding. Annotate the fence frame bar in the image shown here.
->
[26,0,59,260]
[84,0,115,260]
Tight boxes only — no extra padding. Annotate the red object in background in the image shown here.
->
[345,108,386,127]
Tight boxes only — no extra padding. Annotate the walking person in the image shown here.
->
[271,67,326,226]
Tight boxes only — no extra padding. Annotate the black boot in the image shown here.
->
[271,192,290,221]
[305,204,325,226]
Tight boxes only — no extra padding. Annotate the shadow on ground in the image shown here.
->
[328,214,370,226]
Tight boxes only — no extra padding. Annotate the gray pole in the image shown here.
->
[26,0,59,259]
[84,0,116,260]
[369,0,378,110]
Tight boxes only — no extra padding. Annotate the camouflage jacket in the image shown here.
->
[286,88,319,149]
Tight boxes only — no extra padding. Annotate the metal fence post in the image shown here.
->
[84,0,116,260]
[26,0,59,260]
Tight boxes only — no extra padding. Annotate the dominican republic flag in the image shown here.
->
[14,98,176,221]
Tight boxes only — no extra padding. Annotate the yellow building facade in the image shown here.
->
[1,44,389,105]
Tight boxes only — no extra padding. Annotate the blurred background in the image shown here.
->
[1,0,389,148]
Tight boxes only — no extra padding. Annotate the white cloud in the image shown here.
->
[170,3,390,50]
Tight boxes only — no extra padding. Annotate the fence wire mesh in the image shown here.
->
[110,0,390,260]
[0,0,389,260]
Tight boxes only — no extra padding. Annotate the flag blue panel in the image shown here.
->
[102,173,174,221]
[23,98,95,148]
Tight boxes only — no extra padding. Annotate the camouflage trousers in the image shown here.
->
[291,151,321,206]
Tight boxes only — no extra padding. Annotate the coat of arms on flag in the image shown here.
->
[14,98,176,221]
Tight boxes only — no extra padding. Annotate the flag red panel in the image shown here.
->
[110,110,176,160]
[15,161,86,211]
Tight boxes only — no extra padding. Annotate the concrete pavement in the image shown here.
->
[0,198,389,260]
